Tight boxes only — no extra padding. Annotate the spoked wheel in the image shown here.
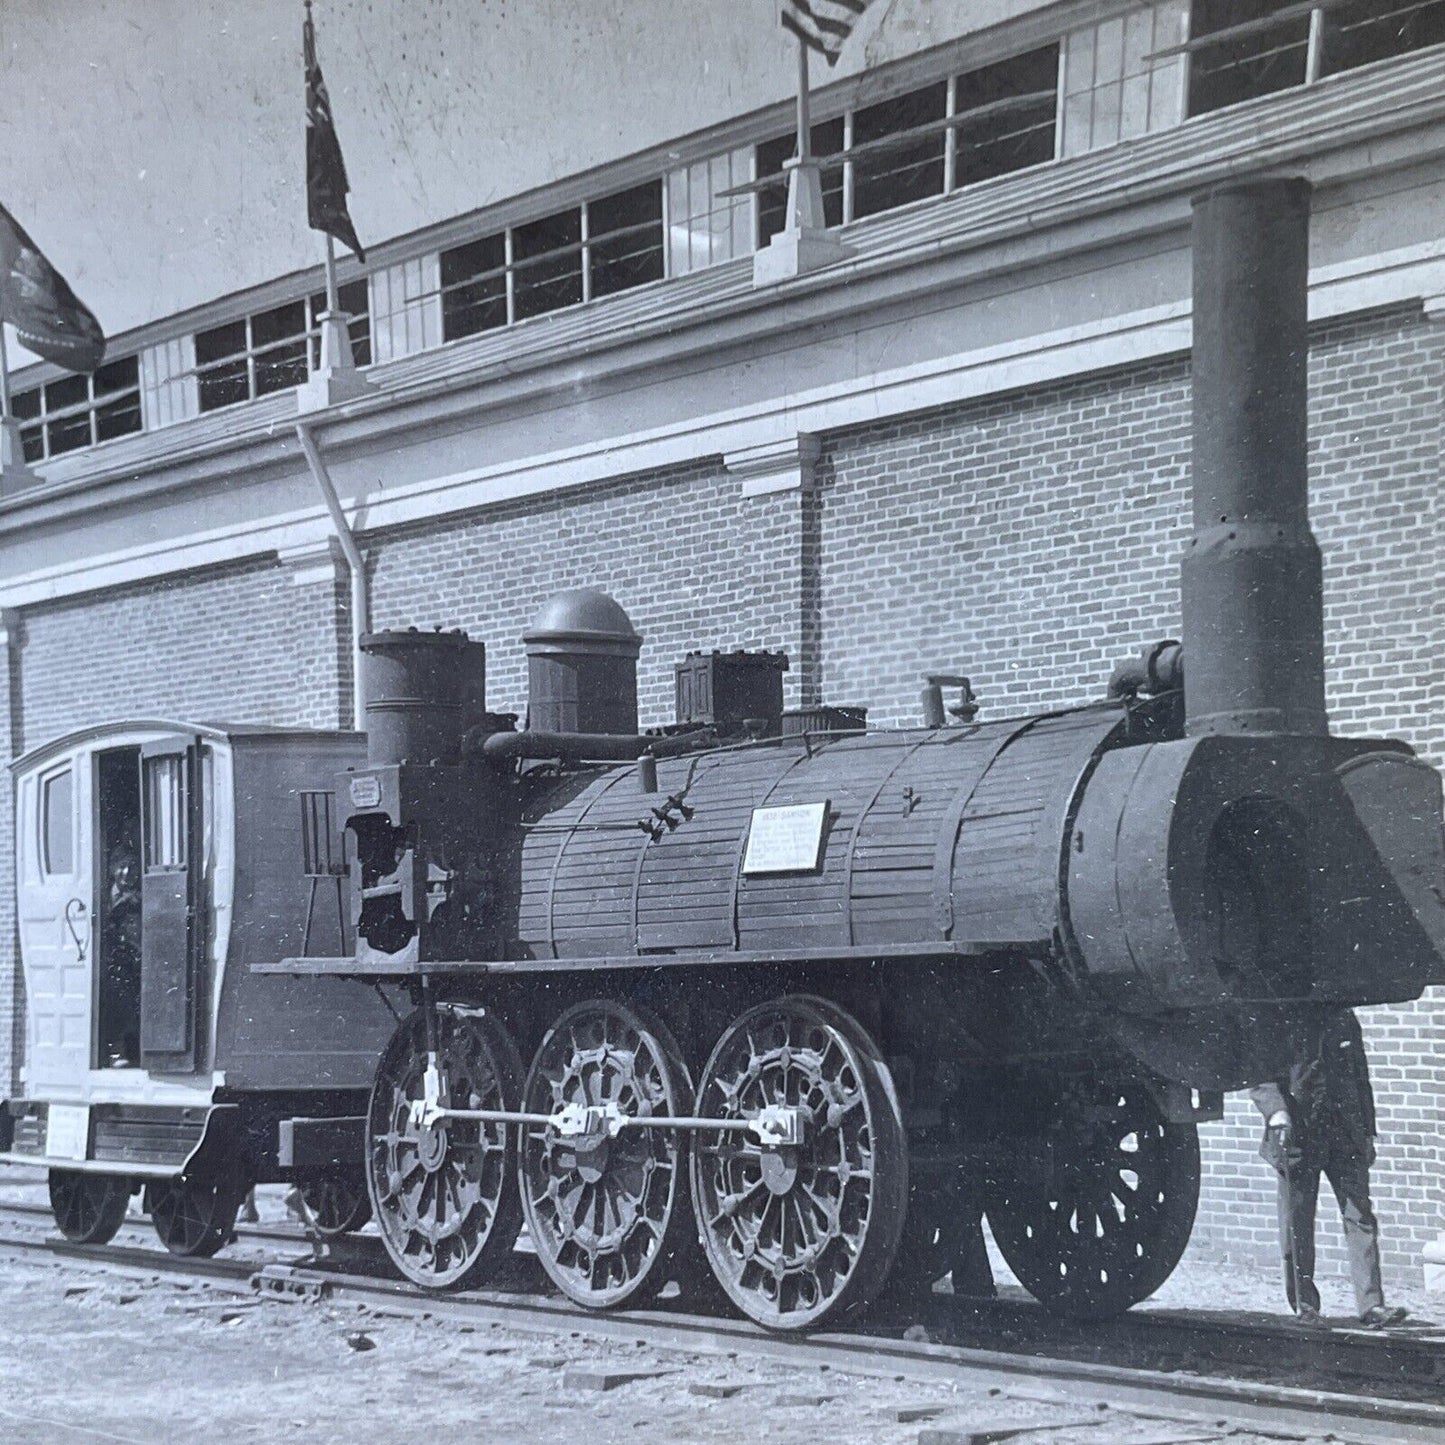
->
[983,1072,1199,1320]
[365,1005,524,1291]
[299,1173,372,1238]
[48,1171,130,1245]
[690,995,908,1331]
[148,1169,248,1257]
[519,999,693,1309]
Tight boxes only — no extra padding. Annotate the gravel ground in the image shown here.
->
[0,1171,1437,1445]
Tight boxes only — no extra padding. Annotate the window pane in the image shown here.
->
[513,208,583,321]
[20,425,44,463]
[1188,0,1309,117]
[11,386,41,422]
[44,373,88,414]
[93,356,139,397]
[197,356,249,412]
[1321,0,1445,77]
[251,301,309,396]
[95,392,143,443]
[195,319,249,413]
[588,182,665,298]
[47,411,92,456]
[143,754,187,871]
[194,318,247,367]
[42,769,74,876]
[955,46,1058,188]
[758,119,845,245]
[853,82,948,220]
[440,233,508,341]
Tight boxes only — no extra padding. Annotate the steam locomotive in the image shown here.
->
[260,177,1445,1328]
[5,178,1442,1328]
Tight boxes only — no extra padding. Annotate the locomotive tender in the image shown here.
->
[264,177,1445,1329]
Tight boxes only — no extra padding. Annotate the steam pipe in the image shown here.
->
[1107,640,1184,699]
[481,730,698,766]
[296,421,369,730]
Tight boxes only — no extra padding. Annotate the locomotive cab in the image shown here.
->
[3,721,403,1254]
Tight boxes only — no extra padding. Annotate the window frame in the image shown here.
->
[438,180,666,343]
[1181,0,1445,119]
[39,765,77,879]
[752,43,1061,245]
[194,284,372,414]
[12,356,143,464]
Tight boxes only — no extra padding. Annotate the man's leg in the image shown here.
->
[1325,1148,1385,1318]
[1282,1157,1322,1315]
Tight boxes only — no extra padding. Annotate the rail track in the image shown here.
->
[1,1197,1443,1443]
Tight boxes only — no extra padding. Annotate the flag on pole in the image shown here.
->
[780,0,875,64]
[304,0,366,263]
[0,203,106,373]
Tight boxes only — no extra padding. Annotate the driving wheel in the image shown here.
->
[366,1004,523,1290]
[984,1071,1199,1319]
[519,999,693,1309]
[690,994,907,1331]
[48,1170,130,1245]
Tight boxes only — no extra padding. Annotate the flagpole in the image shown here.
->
[795,35,812,167]
[0,326,12,421]
[323,233,339,317]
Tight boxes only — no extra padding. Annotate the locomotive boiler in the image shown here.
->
[270,177,1445,1329]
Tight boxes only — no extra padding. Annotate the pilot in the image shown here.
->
[1249,1007,1407,1328]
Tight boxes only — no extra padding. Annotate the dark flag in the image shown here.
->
[780,0,875,64]
[304,0,366,262]
[0,203,106,373]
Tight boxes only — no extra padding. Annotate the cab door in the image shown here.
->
[139,738,204,1072]
[15,753,94,1089]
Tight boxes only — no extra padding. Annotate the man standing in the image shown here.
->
[1250,1007,1407,1328]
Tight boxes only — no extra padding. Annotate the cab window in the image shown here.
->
[41,767,75,876]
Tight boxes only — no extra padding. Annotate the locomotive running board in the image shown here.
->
[260,938,1026,977]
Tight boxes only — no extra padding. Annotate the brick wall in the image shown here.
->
[2,302,1440,1289]
[367,460,809,725]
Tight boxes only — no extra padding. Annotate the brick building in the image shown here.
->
[2,0,1443,1288]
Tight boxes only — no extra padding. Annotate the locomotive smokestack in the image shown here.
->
[1182,177,1326,736]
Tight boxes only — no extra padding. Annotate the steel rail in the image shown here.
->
[0,1207,1442,1444]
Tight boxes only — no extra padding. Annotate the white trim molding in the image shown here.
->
[726,434,822,498]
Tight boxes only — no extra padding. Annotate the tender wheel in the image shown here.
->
[519,999,693,1309]
[983,1072,1199,1320]
[148,1170,247,1257]
[365,1005,523,1290]
[299,1173,372,1238]
[48,1171,130,1245]
[690,995,908,1331]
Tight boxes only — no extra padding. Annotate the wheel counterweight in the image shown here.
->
[690,995,908,1331]
[366,1005,523,1290]
[519,999,693,1309]
[984,1073,1200,1319]
[48,1170,130,1246]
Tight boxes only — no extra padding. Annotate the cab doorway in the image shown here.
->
[95,747,142,1069]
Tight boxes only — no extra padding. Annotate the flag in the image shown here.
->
[780,0,875,64]
[304,0,366,263]
[0,203,106,373]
